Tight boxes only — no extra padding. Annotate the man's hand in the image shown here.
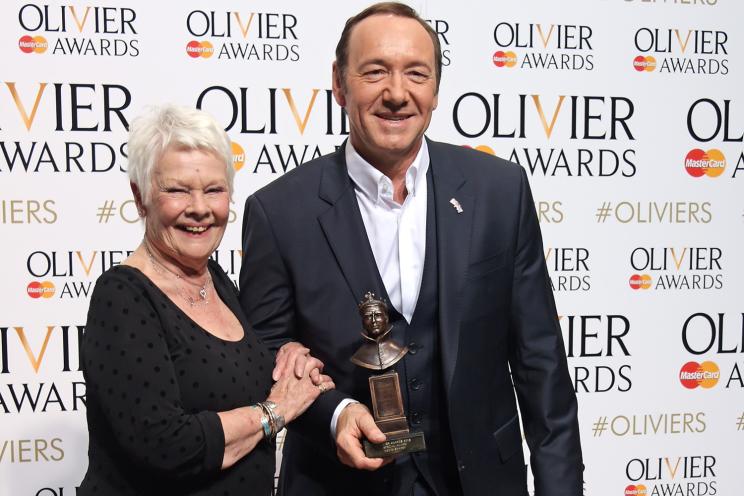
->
[274,341,323,384]
[335,402,392,470]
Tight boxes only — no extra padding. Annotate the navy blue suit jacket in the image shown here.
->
[239,139,583,495]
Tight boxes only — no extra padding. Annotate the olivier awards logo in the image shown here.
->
[624,456,718,496]
[195,85,345,174]
[627,247,723,291]
[631,27,728,75]
[491,22,594,71]
[25,250,133,300]
[451,92,637,179]
[184,10,300,61]
[0,81,131,175]
[16,3,140,57]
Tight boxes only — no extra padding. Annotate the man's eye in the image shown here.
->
[408,71,430,82]
[363,69,386,79]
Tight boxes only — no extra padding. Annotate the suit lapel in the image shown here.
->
[317,146,387,306]
[429,140,474,396]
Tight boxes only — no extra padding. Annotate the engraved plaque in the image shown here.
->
[370,374,404,419]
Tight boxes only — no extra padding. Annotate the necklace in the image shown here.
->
[144,244,212,307]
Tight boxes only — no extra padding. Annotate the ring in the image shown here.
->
[318,383,327,393]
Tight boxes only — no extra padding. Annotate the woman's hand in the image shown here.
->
[219,357,334,469]
[273,341,325,385]
[267,357,335,423]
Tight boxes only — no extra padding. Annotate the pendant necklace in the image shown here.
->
[144,244,212,307]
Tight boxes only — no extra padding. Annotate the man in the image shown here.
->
[239,3,583,495]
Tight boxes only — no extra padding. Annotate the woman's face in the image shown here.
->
[143,147,230,270]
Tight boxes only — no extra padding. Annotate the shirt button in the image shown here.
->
[407,342,419,355]
[409,378,422,391]
[458,461,466,471]
[411,412,422,425]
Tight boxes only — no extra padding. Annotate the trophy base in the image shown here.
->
[363,431,426,458]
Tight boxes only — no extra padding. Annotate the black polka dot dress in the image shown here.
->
[79,261,275,496]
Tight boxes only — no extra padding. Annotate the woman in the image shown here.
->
[79,104,334,495]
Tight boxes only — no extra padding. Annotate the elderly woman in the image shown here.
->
[79,104,334,495]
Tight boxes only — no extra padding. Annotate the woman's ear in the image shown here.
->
[130,182,146,218]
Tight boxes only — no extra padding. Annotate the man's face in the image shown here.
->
[362,305,389,338]
[333,14,438,167]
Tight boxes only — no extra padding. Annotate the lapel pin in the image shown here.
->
[449,198,463,214]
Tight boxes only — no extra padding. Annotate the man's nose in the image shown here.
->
[383,72,407,107]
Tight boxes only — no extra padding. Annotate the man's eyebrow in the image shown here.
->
[357,58,433,69]
[357,58,387,68]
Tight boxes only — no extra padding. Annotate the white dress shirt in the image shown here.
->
[330,140,430,438]
[346,140,429,323]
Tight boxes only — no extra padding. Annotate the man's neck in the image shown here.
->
[351,139,424,204]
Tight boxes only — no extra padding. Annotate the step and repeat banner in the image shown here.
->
[1,0,742,494]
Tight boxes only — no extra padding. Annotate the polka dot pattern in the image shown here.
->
[79,262,274,495]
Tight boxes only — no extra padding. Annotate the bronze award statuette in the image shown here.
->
[350,292,426,458]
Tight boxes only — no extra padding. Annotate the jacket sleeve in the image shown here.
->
[507,167,584,495]
[239,194,297,352]
[239,193,347,454]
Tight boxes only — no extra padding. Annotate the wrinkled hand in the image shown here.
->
[335,403,393,470]
[268,359,335,424]
[273,342,323,385]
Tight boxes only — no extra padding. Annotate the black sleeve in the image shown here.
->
[82,270,225,480]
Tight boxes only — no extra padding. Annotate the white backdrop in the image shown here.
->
[1,1,742,495]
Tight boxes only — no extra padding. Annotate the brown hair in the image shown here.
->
[335,2,442,92]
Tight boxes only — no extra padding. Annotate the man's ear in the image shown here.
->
[130,182,146,218]
[331,62,346,107]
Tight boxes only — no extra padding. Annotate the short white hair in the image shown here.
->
[127,104,234,207]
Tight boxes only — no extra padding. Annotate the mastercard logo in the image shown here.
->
[679,361,720,389]
[27,281,55,299]
[493,50,517,68]
[625,484,648,496]
[186,40,214,59]
[633,55,656,72]
[18,35,48,54]
[629,274,652,290]
[684,149,726,178]
[231,141,246,171]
